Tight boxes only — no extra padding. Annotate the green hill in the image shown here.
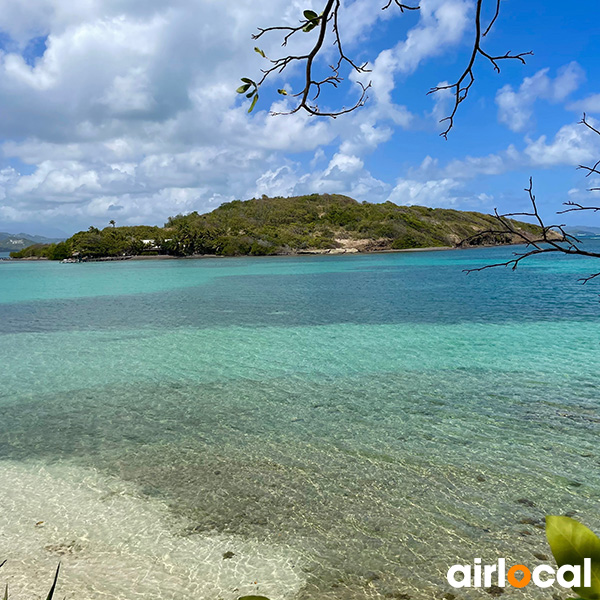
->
[11,193,545,259]
[0,234,37,253]
[0,231,65,253]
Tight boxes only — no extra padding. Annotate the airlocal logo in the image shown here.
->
[447,558,592,590]
[446,515,600,597]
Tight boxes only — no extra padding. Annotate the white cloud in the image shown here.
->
[361,0,470,107]
[252,153,390,203]
[524,119,600,167]
[406,117,600,185]
[0,0,454,231]
[387,177,462,206]
[496,62,584,132]
[568,93,600,114]
[0,0,355,229]
[0,0,587,232]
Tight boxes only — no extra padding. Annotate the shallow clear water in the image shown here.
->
[1,246,599,600]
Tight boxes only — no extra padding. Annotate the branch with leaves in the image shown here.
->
[238,0,375,117]
[239,0,529,137]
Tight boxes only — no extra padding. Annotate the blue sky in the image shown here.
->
[0,0,598,236]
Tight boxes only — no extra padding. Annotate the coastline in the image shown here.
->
[4,242,529,263]
[129,245,456,260]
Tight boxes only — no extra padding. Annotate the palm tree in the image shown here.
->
[109,219,116,228]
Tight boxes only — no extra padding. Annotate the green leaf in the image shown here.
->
[254,47,266,58]
[546,516,600,600]
[248,94,259,113]
[302,22,317,32]
[240,77,254,84]
[303,9,318,20]
[246,91,255,98]
[45,564,60,600]
[236,83,251,94]
[277,88,288,95]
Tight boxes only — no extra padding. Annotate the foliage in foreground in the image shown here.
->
[0,516,598,599]
[11,194,545,261]
[546,516,600,600]
[0,562,60,600]
[0,560,269,600]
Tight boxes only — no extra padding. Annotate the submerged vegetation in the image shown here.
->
[11,193,544,260]
[0,562,60,599]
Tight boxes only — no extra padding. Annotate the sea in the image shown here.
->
[0,244,599,600]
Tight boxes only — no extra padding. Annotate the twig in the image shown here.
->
[463,177,600,283]
[429,0,532,139]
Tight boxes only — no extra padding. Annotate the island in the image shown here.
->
[10,193,546,260]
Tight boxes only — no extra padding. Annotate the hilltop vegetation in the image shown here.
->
[11,193,543,259]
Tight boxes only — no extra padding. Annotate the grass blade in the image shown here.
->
[45,564,60,600]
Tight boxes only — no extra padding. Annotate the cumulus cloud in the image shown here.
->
[0,0,590,232]
[496,62,585,132]
[387,177,462,206]
[524,119,600,167]
[0,0,345,229]
[361,0,470,106]
[568,93,600,114]
[392,117,600,212]
[0,0,479,232]
[252,152,390,203]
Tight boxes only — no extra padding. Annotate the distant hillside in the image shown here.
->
[0,233,37,252]
[565,225,600,237]
[11,193,546,260]
[0,231,64,252]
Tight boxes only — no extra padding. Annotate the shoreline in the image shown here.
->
[129,245,457,260]
[3,242,530,263]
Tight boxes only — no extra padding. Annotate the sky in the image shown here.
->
[0,0,599,237]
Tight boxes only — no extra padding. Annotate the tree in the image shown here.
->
[109,219,116,228]
[243,1,600,281]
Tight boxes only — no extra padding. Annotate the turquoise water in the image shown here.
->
[1,247,599,600]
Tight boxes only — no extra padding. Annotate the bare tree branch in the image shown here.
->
[381,0,420,12]
[462,173,600,284]
[558,202,600,214]
[482,0,500,37]
[428,0,532,139]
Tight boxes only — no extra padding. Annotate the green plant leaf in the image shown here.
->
[302,22,317,32]
[248,94,259,113]
[246,91,255,98]
[45,564,60,600]
[546,516,600,600]
[277,88,288,95]
[303,9,318,20]
[254,47,266,58]
[236,83,251,94]
[241,77,254,84]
